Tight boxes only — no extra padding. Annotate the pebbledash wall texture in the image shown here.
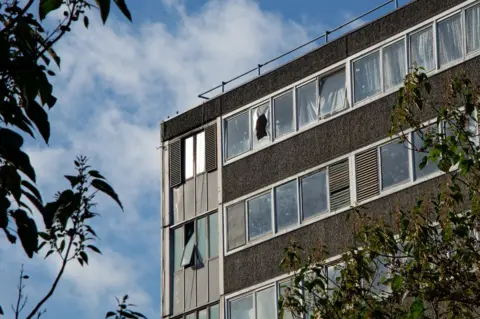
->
[160,0,480,318]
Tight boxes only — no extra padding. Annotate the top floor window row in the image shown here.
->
[223,2,480,162]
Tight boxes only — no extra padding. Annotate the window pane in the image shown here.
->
[256,286,276,319]
[247,193,272,240]
[466,4,480,53]
[174,227,183,271]
[230,295,253,319]
[198,309,207,319]
[181,228,195,267]
[275,180,298,231]
[301,170,328,220]
[208,213,219,258]
[209,305,219,319]
[227,202,246,251]
[279,281,294,319]
[438,14,463,67]
[410,27,434,72]
[186,314,195,319]
[297,81,318,128]
[327,263,344,293]
[226,112,250,159]
[196,132,205,174]
[197,217,207,261]
[320,69,347,117]
[413,126,439,179]
[380,141,410,190]
[252,102,271,149]
[185,136,194,179]
[369,257,391,295]
[274,91,295,138]
[354,51,381,103]
[383,40,406,91]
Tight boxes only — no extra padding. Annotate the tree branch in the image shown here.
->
[0,0,35,34]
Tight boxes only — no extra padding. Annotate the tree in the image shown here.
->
[280,69,480,318]
[0,0,146,318]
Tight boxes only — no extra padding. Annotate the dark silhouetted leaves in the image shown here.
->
[87,245,102,254]
[95,0,110,24]
[106,311,115,318]
[12,209,38,258]
[91,179,123,210]
[0,164,21,202]
[80,251,88,265]
[42,201,58,229]
[64,175,80,188]
[39,0,63,20]
[88,170,105,179]
[25,101,50,144]
[21,180,42,203]
[113,0,132,21]
[22,190,44,213]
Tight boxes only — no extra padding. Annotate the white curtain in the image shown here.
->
[297,81,318,128]
[256,287,275,319]
[410,27,434,72]
[354,52,381,103]
[252,102,270,149]
[383,40,406,91]
[466,4,480,53]
[320,69,347,116]
[438,14,463,67]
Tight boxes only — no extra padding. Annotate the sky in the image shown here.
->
[0,0,409,318]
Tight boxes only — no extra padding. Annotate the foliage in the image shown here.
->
[280,69,480,318]
[105,295,147,319]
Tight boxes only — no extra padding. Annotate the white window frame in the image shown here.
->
[436,11,466,70]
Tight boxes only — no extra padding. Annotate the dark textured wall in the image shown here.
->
[223,175,449,294]
[222,56,480,203]
[161,0,466,142]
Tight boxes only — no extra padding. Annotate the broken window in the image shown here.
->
[181,222,195,267]
[252,102,270,149]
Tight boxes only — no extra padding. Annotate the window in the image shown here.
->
[229,295,253,319]
[279,281,294,319]
[174,227,183,271]
[196,132,205,174]
[275,180,298,231]
[185,137,194,179]
[181,222,195,267]
[255,287,275,319]
[184,132,206,179]
[296,80,318,128]
[252,102,271,149]
[383,40,406,91]
[181,305,220,319]
[410,26,434,72]
[198,310,207,319]
[301,170,328,220]
[225,111,250,159]
[438,13,464,67]
[466,4,480,54]
[354,51,381,103]
[327,264,344,293]
[197,217,207,262]
[320,69,347,117]
[229,287,275,319]
[368,257,392,296]
[247,193,272,240]
[413,126,440,179]
[380,140,410,190]
[226,202,246,251]
[209,305,219,319]
[274,91,295,138]
[208,213,219,258]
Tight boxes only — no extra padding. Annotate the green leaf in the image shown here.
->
[95,0,111,24]
[87,245,102,254]
[80,251,89,265]
[39,0,63,20]
[106,311,115,318]
[113,0,132,21]
[25,100,50,144]
[12,209,38,258]
[91,179,123,210]
[409,297,424,319]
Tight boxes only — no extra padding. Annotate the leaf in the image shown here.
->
[87,245,102,254]
[105,311,115,318]
[38,231,50,240]
[0,165,21,202]
[25,100,50,144]
[91,179,123,210]
[0,210,7,229]
[42,202,58,229]
[22,190,44,213]
[95,0,111,24]
[39,0,63,20]
[113,0,132,21]
[77,257,84,267]
[84,16,89,28]
[12,209,38,258]
[0,304,3,315]
[88,170,105,179]
[80,251,89,265]
[409,297,424,319]
[45,249,54,259]
[0,148,36,182]
[64,175,80,188]
[0,128,23,149]
[21,180,43,202]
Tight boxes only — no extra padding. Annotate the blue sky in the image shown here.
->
[0,0,409,318]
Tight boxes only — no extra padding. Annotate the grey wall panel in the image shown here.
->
[184,179,195,220]
[173,271,184,315]
[197,265,209,307]
[224,175,450,294]
[161,0,465,142]
[208,170,218,211]
[196,174,208,215]
[208,258,220,301]
[185,268,196,311]
[173,185,184,224]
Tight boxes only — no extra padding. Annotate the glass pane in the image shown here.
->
[438,14,463,67]
[181,232,195,267]
[383,40,406,91]
[185,136,194,179]
[174,227,183,271]
[413,126,439,179]
[226,112,250,159]
[230,295,253,319]
[327,264,344,293]
[301,170,328,220]
[466,4,480,53]
[279,281,294,319]
[320,69,347,116]
[227,202,246,251]
[275,180,298,231]
[410,27,434,72]
[197,217,207,261]
[380,141,410,190]
[370,257,391,295]
[186,314,195,319]
[247,193,272,240]
[354,51,381,103]
[256,286,276,319]
[208,213,219,258]
[297,81,318,128]
[209,304,219,319]
[196,132,205,174]
[198,309,207,319]
[252,102,271,149]
[274,91,295,138]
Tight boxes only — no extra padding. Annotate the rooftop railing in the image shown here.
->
[197,0,401,100]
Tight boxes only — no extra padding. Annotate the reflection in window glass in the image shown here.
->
[196,132,205,174]
[227,202,246,251]
[297,81,318,128]
[274,91,295,138]
[252,102,271,149]
[275,181,298,231]
[198,309,207,319]
[410,27,434,72]
[438,14,463,67]
[413,126,439,179]
[383,40,406,91]
[279,281,294,319]
[209,304,219,319]
[466,4,480,54]
[320,69,347,117]
[174,228,183,271]
[230,295,254,319]
[226,112,250,159]
[354,51,381,103]
[370,257,392,295]
[256,286,276,319]
[248,193,272,240]
[301,170,328,220]
[196,217,207,261]
[208,213,219,258]
[380,141,410,190]
[185,136,194,179]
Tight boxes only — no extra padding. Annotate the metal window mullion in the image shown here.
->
[326,166,331,213]
[272,187,277,234]
[253,291,257,319]
[271,97,276,141]
[379,47,385,94]
[408,132,415,182]
[245,200,249,245]
[349,60,356,106]
[293,85,298,132]
[296,177,301,226]
[249,108,254,152]
[433,22,439,71]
